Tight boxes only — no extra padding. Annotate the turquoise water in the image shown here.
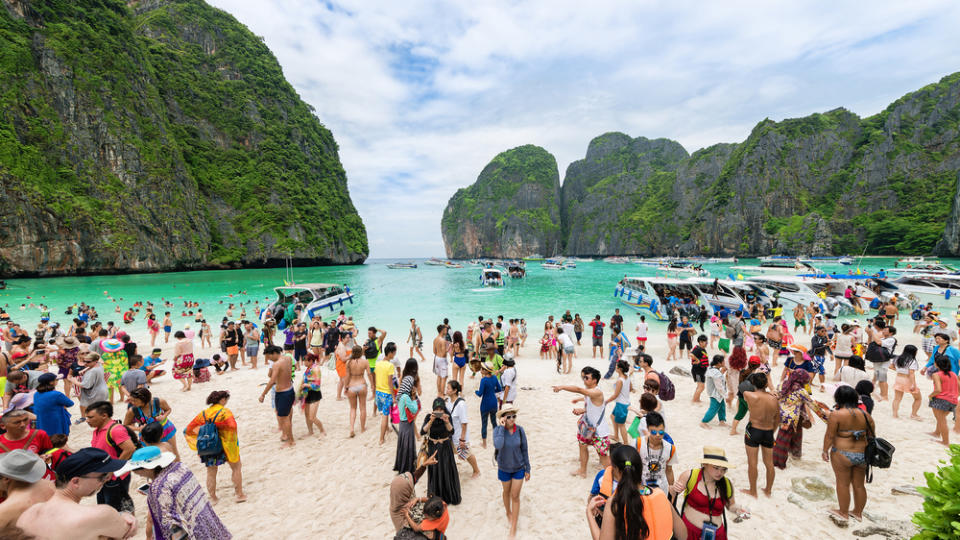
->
[2,257,956,338]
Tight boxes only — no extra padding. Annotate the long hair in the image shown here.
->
[896,344,918,370]
[609,444,650,540]
[728,345,747,370]
[452,331,465,352]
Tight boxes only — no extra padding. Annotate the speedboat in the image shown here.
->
[523,254,544,261]
[507,263,526,278]
[542,258,566,270]
[838,257,854,266]
[744,276,851,317]
[261,283,354,326]
[891,263,958,276]
[614,277,748,321]
[386,262,417,269]
[604,257,631,264]
[564,261,577,269]
[759,255,797,263]
[657,262,708,277]
[423,258,446,266]
[895,256,936,267]
[480,268,504,287]
[889,274,960,303]
[730,260,819,276]
[444,261,464,269]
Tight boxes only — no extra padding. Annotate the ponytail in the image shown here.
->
[609,445,650,540]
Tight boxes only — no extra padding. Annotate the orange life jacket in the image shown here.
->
[598,467,673,540]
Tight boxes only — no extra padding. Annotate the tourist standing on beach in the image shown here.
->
[773,370,812,469]
[671,447,745,540]
[123,387,180,461]
[334,331,352,400]
[666,318,679,362]
[244,321,260,369]
[476,362,502,448]
[432,325,449,397]
[85,401,136,513]
[407,318,425,362]
[450,331,467,388]
[500,357,517,406]
[172,331,194,392]
[493,404,529,539]
[345,345,368,437]
[184,390,246,503]
[740,373,779,498]
[558,327,575,374]
[445,381,480,478]
[222,321,242,370]
[700,355,728,429]
[32,373,72,436]
[604,327,629,379]
[574,314,584,346]
[394,359,420,474]
[822,385,874,523]
[299,353,326,437]
[420,398,461,505]
[589,315,605,359]
[605,360,631,444]
[690,335,709,403]
[258,345,295,447]
[891,345,922,419]
[928,354,958,446]
[553,366,611,478]
[375,343,398,445]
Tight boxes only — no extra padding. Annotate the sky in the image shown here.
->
[209,0,960,258]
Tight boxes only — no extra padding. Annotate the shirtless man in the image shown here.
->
[0,450,54,528]
[793,304,806,335]
[344,345,368,437]
[741,373,779,497]
[18,448,137,539]
[407,319,425,361]
[258,345,295,447]
[432,325,450,396]
[766,318,783,367]
[508,320,520,357]
[162,312,173,343]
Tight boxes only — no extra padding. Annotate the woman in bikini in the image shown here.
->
[345,345,368,438]
[666,318,679,362]
[450,331,467,388]
[822,385,874,523]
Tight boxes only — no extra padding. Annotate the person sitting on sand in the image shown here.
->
[553,366,612,478]
[740,373,779,498]
[822,385,875,523]
[18,448,137,540]
[184,390,246,503]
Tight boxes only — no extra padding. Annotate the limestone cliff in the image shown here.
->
[442,71,960,256]
[441,145,561,258]
[0,0,367,276]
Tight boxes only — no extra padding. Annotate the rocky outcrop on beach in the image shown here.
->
[441,145,562,259]
[442,71,960,257]
[0,0,367,277]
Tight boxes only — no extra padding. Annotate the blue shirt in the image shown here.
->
[925,345,960,374]
[475,375,502,413]
[142,354,162,370]
[590,469,610,496]
[33,390,74,436]
[785,357,815,374]
[493,425,530,474]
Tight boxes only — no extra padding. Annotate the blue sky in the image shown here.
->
[210,0,960,258]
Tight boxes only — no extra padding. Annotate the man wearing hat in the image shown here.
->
[17,447,137,539]
[0,450,54,527]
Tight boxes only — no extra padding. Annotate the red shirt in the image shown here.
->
[0,428,53,455]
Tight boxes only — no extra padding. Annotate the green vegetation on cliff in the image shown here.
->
[0,0,366,275]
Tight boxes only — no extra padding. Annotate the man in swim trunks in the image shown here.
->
[258,345,295,447]
[162,312,172,343]
[433,325,450,397]
[375,343,397,445]
[793,304,806,334]
[552,366,611,478]
[741,372,778,497]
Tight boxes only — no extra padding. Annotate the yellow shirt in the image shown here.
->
[374,360,395,393]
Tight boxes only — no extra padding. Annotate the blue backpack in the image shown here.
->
[196,410,223,457]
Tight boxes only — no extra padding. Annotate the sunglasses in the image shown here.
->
[648,429,665,436]
[503,415,516,420]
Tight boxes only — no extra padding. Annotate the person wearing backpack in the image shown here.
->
[184,390,246,503]
[553,367,612,479]
[669,447,746,540]
[864,320,897,401]
[85,400,137,513]
[821,385,875,524]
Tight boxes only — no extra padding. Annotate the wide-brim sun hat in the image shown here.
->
[497,405,519,420]
[100,338,124,353]
[116,446,176,476]
[700,446,733,469]
[480,362,495,372]
[59,336,80,350]
[0,449,47,483]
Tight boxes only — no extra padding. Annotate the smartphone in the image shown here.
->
[137,483,150,495]
[701,522,719,540]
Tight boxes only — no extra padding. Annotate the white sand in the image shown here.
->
[60,322,940,539]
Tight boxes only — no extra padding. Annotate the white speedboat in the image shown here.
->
[542,258,566,270]
[444,261,464,269]
[759,255,797,263]
[891,263,958,276]
[614,277,747,321]
[744,276,851,317]
[480,268,504,287]
[889,274,960,303]
[657,262,709,277]
[423,258,446,266]
[564,261,577,269]
[895,256,936,267]
[506,263,526,278]
[731,260,819,276]
[838,257,854,265]
[386,262,417,269]
[604,257,631,264]
[261,283,354,325]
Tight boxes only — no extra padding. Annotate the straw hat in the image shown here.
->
[59,336,80,350]
[700,446,733,469]
[479,361,495,373]
[497,405,519,420]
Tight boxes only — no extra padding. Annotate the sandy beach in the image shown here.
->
[41,315,935,540]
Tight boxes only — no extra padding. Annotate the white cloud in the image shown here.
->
[208,0,960,258]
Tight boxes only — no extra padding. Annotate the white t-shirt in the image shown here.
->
[630,437,677,491]
[635,322,648,339]
[895,357,919,374]
[445,397,469,444]
[835,333,853,357]
[881,336,897,355]
[838,366,870,386]
[561,322,576,338]
[558,333,574,349]
[501,367,518,402]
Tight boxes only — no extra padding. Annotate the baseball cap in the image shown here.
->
[37,373,57,385]
[0,449,47,483]
[55,448,125,481]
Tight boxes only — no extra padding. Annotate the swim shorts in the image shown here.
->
[593,336,602,347]
[691,365,707,383]
[275,388,295,417]
[245,345,259,358]
[375,391,393,415]
[163,325,172,333]
[744,423,775,448]
[812,355,826,376]
[433,356,448,378]
[497,469,525,482]
[612,402,628,424]
[564,345,575,355]
[576,433,611,456]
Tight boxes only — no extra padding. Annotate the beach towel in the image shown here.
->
[101,350,128,389]
[184,405,239,463]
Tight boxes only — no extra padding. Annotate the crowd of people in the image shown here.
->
[0,288,952,538]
